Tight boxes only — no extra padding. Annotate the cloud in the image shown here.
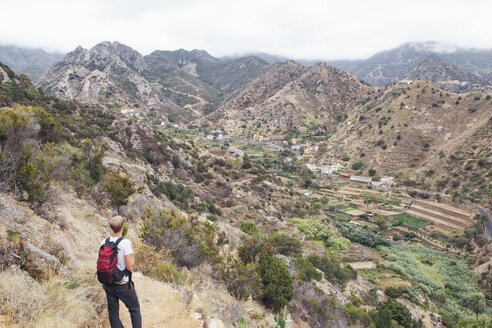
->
[1,0,491,59]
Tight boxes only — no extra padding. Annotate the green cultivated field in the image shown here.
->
[390,213,429,227]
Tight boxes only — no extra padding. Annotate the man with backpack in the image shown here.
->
[98,216,142,328]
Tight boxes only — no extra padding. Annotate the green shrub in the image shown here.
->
[257,251,293,311]
[238,235,271,264]
[371,307,392,328]
[384,286,404,298]
[307,254,355,288]
[240,221,260,235]
[16,150,50,203]
[336,222,390,247]
[218,254,261,300]
[351,161,364,170]
[295,256,322,282]
[172,155,180,168]
[294,218,333,241]
[344,304,371,325]
[149,262,187,284]
[376,298,414,328]
[152,180,193,210]
[267,233,302,256]
[104,173,135,207]
[205,198,222,215]
[141,208,221,267]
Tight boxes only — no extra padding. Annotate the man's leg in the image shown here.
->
[116,283,142,328]
[104,285,123,328]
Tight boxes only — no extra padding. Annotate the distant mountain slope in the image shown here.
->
[37,41,184,122]
[328,42,492,91]
[143,49,222,114]
[221,52,289,64]
[143,50,270,115]
[403,55,489,92]
[216,61,372,135]
[38,41,158,104]
[0,45,64,82]
[38,41,272,119]
[320,81,492,202]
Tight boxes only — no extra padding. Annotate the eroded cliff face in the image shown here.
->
[37,41,163,108]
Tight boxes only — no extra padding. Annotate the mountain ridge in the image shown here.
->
[0,44,65,82]
[327,42,492,90]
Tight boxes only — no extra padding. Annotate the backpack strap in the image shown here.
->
[114,237,123,247]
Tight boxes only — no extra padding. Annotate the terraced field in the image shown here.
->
[407,200,475,231]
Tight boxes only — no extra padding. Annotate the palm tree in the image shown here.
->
[463,294,486,322]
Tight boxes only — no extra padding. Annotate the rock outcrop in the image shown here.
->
[37,41,163,108]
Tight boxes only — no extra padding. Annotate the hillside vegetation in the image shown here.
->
[1,56,491,328]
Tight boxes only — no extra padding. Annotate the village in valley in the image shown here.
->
[168,121,482,243]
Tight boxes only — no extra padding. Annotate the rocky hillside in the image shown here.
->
[1,62,491,328]
[0,44,64,82]
[37,42,175,115]
[403,56,489,92]
[321,81,492,204]
[143,49,270,115]
[328,42,492,91]
[216,61,372,136]
[37,42,272,122]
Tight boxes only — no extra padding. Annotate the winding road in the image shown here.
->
[461,200,492,240]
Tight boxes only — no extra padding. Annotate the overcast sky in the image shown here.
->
[2,0,492,60]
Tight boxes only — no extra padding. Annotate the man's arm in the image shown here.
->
[125,253,135,272]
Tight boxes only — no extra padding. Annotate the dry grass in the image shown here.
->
[119,273,199,328]
[0,265,107,328]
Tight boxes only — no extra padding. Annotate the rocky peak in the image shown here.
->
[37,41,163,108]
[61,46,89,64]
[91,41,147,72]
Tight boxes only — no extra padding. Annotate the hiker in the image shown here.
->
[98,216,142,328]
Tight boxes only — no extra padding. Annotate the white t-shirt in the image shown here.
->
[100,237,133,282]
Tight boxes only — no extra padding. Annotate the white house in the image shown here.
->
[306,164,317,173]
[381,176,394,185]
[120,108,136,117]
[321,167,333,175]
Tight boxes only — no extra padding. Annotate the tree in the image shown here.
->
[377,298,413,328]
[172,155,181,169]
[351,161,364,170]
[238,235,271,264]
[218,254,261,301]
[376,217,388,231]
[463,294,486,322]
[240,221,260,235]
[257,251,293,312]
[368,168,376,176]
[302,177,312,188]
[372,307,392,328]
[104,173,135,207]
[267,232,302,256]
[294,255,322,282]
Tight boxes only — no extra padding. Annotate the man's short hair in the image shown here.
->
[110,216,124,233]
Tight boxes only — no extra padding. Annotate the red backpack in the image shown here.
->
[97,237,123,284]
